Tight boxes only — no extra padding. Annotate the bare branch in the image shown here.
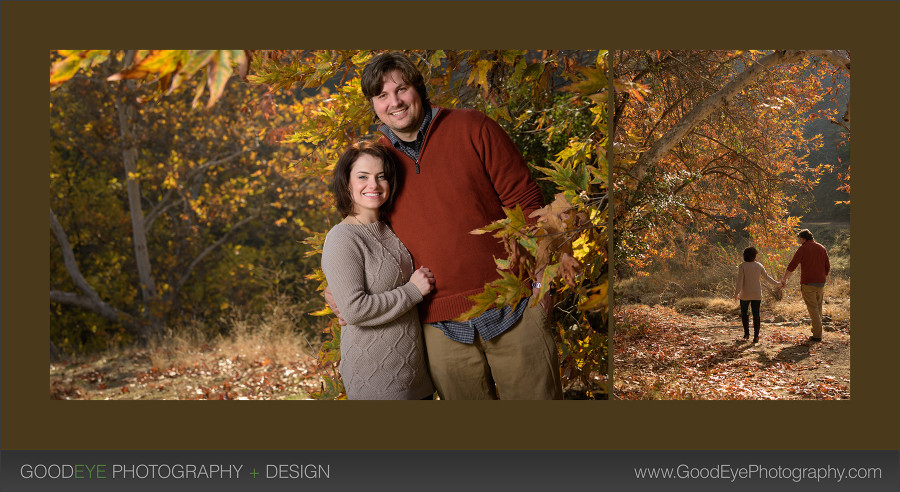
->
[50,206,136,328]
[807,50,851,72]
[144,189,178,232]
[145,149,255,233]
[175,213,259,293]
[50,290,133,326]
[184,148,251,182]
[830,118,851,134]
[50,207,103,304]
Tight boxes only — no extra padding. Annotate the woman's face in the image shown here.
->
[348,153,389,216]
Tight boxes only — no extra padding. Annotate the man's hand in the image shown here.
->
[323,285,347,326]
[780,270,794,289]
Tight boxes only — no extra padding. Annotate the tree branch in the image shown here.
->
[50,290,133,327]
[631,50,806,183]
[50,206,136,329]
[185,148,250,182]
[144,189,179,232]
[50,207,103,304]
[807,50,850,72]
[175,213,258,293]
[146,149,255,233]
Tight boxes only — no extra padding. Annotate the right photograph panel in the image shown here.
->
[611,50,850,400]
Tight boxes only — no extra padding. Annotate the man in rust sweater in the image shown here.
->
[338,51,563,400]
[780,229,831,342]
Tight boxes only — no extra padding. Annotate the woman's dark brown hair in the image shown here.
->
[743,246,758,262]
[332,140,400,219]
[360,51,430,107]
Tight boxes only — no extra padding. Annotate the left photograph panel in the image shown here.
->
[49,50,609,400]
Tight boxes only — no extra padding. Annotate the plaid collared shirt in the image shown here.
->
[382,104,435,163]
[431,296,530,344]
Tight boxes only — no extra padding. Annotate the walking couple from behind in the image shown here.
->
[734,229,831,344]
[321,52,564,400]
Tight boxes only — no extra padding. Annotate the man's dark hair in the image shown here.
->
[743,246,758,262]
[360,51,430,107]
[797,229,814,241]
[332,140,400,219]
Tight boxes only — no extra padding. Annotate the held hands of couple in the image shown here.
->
[410,266,435,296]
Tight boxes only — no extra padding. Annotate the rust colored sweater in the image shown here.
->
[381,108,544,323]
[786,239,831,284]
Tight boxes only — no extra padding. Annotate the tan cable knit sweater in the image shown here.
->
[321,221,434,400]
[735,261,780,300]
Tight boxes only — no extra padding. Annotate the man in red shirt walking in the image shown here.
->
[780,229,831,342]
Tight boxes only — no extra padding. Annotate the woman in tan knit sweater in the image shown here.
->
[321,141,436,399]
[733,246,780,343]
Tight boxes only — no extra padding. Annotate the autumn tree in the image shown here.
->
[50,50,332,351]
[611,50,851,276]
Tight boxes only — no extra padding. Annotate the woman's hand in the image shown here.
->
[410,266,435,296]
[323,285,347,326]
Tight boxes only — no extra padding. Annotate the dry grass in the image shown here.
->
[618,225,850,326]
[706,297,736,314]
[49,297,324,400]
[147,299,316,371]
[771,275,851,323]
[633,275,850,329]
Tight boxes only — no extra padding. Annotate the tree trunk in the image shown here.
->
[50,340,62,363]
[115,50,161,333]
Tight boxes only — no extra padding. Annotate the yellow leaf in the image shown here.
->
[578,284,608,312]
[310,306,334,317]
[572,235,591,261]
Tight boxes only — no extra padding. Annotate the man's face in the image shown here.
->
[371,70,424,142]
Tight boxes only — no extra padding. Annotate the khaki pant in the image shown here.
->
[423,305,563,400]
[800,284,825,338]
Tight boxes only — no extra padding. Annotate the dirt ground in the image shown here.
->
[614,304,850,400]
[49,346,321,400]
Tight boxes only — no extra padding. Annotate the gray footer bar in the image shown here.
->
[2,450,897,491]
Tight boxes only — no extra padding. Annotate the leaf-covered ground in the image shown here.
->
[614,304,850,400]
[50,347,322,400]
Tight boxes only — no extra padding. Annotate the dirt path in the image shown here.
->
[614,305,850,400]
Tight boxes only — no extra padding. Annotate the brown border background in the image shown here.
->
[1,1,897,451]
